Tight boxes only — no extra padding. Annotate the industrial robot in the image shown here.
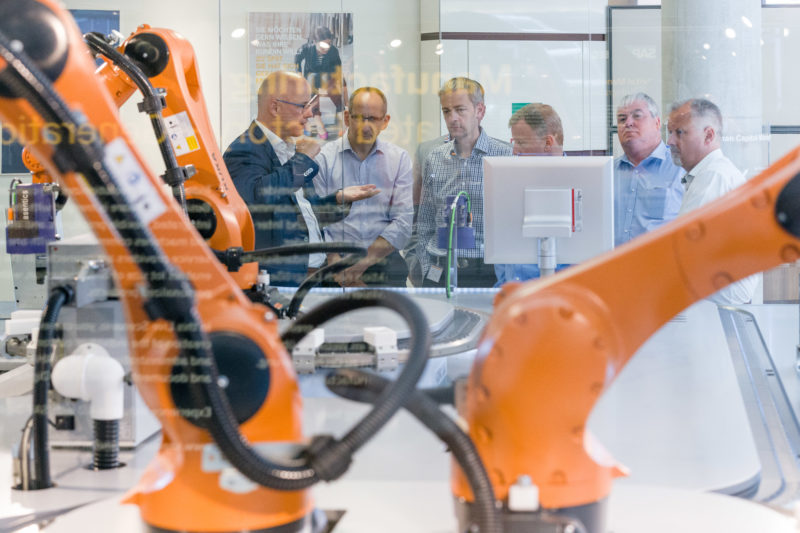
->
[3,1,800,533]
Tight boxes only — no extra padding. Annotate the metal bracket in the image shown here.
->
[292,328,324,374]
[363,326,398,372]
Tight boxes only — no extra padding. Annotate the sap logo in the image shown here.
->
[631,47,656,59]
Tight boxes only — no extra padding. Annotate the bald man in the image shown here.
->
[224,71,376,286]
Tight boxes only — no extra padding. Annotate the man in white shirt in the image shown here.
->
[667,98,757,305]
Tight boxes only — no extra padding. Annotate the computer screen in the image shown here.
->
[483,155,614,265]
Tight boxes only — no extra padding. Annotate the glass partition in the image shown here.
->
[0,0,794,300]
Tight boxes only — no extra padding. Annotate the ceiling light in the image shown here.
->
[390,39,402,48]
[231,28,245,39]
[725,28,736,39]
[741,16,752,28]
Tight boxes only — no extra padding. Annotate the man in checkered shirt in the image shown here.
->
[413,77,511,287]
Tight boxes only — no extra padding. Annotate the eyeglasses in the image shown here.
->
[276,98,313,110]
[350,114,386,123]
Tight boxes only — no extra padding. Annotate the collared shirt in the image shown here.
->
[416,128,512,277]
[313,135,413,250]
[256,121,325,267]
[614,142,684,246]
[678,148,746,215]
[677,148,755,305]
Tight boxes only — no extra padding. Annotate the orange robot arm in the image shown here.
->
[18,26,259,289]
[0,2,308,530]
[453,147,800,528]
[89,26,258,289]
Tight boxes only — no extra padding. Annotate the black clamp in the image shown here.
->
[213,247,243,272]
[302,434,352,482]
[141,268,195,323]
[137,87,167,114]
[161,164,196,187]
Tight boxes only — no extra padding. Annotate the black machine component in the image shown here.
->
[0,0,68,97]
[123,32,170,78]
[186,198,217,239]
[90,419,123,470]
[170,331,271,427]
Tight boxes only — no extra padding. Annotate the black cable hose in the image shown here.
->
[176,315,319,486]
[30,286,72,490]
[83,32,187,213]
[287,249,366,318]
[420,385,455,405]
[282,290,431,459]
[0,29,431,494]
[240,242,365,264]
[180,289,433,491]
[326,368,500,533]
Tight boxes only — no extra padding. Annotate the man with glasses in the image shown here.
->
[614,92,684,247]
[313,87,413,286]
[509,102,564,157]
[495,103,568,285]
[224,71,377,286]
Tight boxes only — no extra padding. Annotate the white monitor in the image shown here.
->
[483,156,614,265]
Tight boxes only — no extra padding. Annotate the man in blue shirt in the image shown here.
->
[314,87,414,286]
[614,93,684,247]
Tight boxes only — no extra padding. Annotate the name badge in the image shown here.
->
[426,264,443,283]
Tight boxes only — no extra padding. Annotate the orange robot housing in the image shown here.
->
[453,144,800,529]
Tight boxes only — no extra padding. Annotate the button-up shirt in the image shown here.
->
[256,121,325,267]
[678,148,745,215]
[677,148,755,305]
[614,142,684,246]
[313,135,413,250]
[416,128,512,277]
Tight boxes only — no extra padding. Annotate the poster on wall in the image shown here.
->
[248,12,353,141]
[1,9,120,174]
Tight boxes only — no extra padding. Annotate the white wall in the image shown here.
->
[432,0,608,150]
[440,0,608,34]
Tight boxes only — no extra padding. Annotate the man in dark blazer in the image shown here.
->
[224,71,377,286]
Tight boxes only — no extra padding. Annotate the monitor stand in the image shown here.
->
[538,236,557,277]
